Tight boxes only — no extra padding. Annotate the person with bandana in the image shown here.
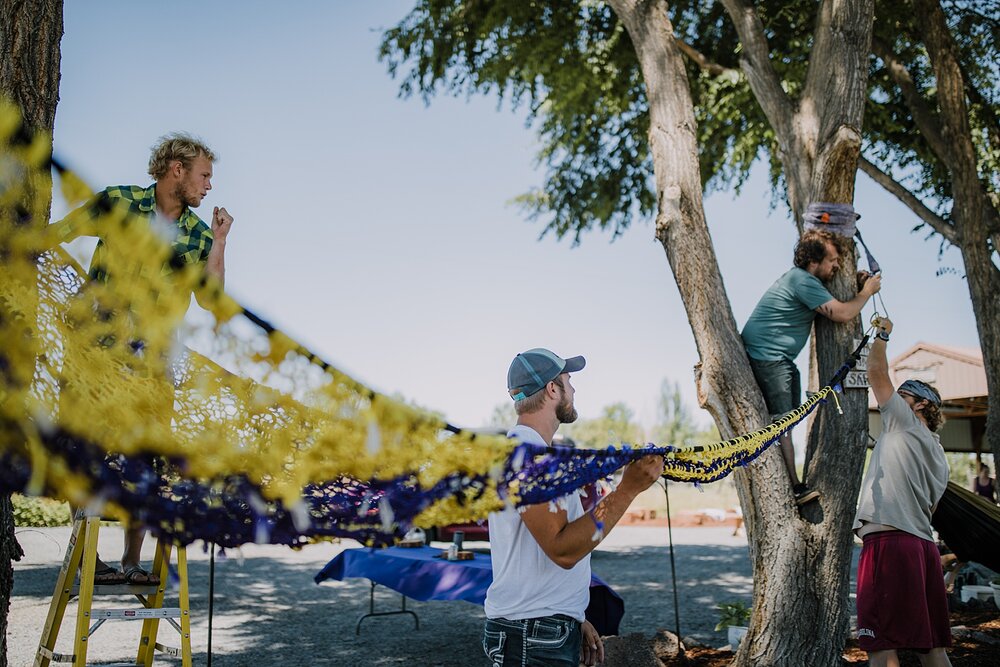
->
[853,318,952,667]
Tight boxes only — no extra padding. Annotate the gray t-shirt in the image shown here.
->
[742,268,833,361]
[853,393,949,541]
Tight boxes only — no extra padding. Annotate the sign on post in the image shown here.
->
[844,338,872,389]
[844,370,869,389]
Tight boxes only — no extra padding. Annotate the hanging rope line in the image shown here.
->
[0,102,854,547]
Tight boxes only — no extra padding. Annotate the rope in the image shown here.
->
[207,543,215,667]
[0,101,876,547]
[664,481,682,649]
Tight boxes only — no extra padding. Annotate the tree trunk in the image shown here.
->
[0,1,63,664]
[960,233,1000,465]
[729,3,876,665]
[912,0,1000,467]
[610,1,875,665]
[604,0,763,440]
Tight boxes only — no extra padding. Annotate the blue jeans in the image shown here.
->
[483,615,581,666]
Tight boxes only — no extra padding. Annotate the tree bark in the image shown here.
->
[857,156,956,243]
[870,37,952,163]
[911,0,1000,467]
[0,1,63,664]
[723,3,876,666]
[610,2,870,665]
[605,0,876,664]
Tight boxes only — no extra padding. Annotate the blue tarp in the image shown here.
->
[315,546,624,635]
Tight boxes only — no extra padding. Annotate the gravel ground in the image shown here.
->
[10,525,754,666]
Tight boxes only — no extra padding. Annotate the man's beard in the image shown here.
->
[556,395,577,424]
[175,182,199,209]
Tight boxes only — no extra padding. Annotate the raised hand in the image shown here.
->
[212,206,234,241]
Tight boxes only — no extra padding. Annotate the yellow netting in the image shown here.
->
[0,99,839,545]
[0,101,512,515]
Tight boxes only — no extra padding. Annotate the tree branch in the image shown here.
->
[957,60,1000,164]
[674,38,739,78]
[719,0,793,140]
[801,0,874,137]
[871,36,952,165]
[913,0,1000,236]
[858,155,957,243]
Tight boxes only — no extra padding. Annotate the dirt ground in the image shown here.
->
[647,609,1000,666]
[10,522,999,666]
[840,609,1000,667]
[10,524,748,666]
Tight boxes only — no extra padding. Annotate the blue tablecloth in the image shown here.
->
[315,546,624,635]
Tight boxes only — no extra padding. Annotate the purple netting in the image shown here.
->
[3,388,829,547]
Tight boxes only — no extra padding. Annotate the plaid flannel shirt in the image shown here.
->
[53,184,213,282]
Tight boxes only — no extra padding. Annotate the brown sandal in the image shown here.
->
[94,565,126,585]
[122,565,160,586]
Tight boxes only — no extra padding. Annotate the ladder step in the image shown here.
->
[34,517,192,665]
[71,583,160,596]
[36,645,74,662]
[154,641,181,657]
[90,607,182,620]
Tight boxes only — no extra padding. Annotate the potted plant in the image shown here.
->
[715,601,751,648]
[990,577,1000,609]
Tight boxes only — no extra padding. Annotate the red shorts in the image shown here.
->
[856,531,952,652]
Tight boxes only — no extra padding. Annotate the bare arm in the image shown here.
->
[519,455,663,569]
[814,273,882,323]
[204,238,226,286]
[868,317,895,407]
[196,206,233,309]
[204,206,233,286]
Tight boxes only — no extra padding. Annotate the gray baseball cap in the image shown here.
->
[507,348,586,402]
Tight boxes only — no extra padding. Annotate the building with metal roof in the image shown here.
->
[867,342,988,456]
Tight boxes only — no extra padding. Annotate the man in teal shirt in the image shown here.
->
[742,230,881,504]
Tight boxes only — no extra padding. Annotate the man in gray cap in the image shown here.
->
[483,348,662,667]
[742,228,882,505]
[853,318,951,666]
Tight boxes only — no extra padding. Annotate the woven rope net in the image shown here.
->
[0,101,834,546]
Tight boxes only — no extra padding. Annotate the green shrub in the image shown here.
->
[12,494,72,527]
[715,601,751,631]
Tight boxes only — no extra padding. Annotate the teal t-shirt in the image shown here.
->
[741,268,833,361]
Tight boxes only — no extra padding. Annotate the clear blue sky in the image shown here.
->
[51,1,978,433]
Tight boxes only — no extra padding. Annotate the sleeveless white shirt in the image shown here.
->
[484,425,590,622]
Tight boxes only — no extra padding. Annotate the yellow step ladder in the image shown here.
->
[33,513,193,667]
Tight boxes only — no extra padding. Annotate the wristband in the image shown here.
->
[876,331,890,342]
